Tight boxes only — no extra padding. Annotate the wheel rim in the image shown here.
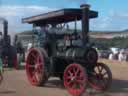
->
[64,64,87,96]
[89,63,112,91]
[26,49,44,86]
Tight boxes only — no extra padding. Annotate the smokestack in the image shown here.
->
[0,18,8,36]
[3,20,8,36]
[80,4,90,45]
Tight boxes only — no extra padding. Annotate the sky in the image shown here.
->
[0,0,128,34]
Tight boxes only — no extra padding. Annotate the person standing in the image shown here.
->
[0,32,3,84]
[0,32,3,58]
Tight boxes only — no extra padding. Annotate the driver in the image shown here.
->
[64,34,71,47]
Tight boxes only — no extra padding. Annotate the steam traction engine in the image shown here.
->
[22,4,112,96]
[0,18,17,68]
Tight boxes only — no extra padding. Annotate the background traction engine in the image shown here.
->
[23,4,112,96]
[0,18,17,69]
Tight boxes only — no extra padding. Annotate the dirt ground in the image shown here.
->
[0,59,128,96]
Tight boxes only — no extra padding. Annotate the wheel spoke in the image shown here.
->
[73,67,76,73]
[68,70,73,76]
[76,79,84,84]
[35,72,41,81]
[27,64,35,68]
[67,80,73,86]
[30,55,37,64]
[37,67,42,73]
[97,66,103,73]
[32,71,41,82]
[32,75,37,82]
[36,56,40,64]
[37,64,42,67]
[32,71,36,76]
[31,53,36,59]
[102,71,107,76]
[75,68,79,77]
[67,76,72,79]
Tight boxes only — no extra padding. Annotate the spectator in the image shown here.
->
[0,32,3,72]
[27,43,32,50]
[118,49,127,61]
[0,32,3,58]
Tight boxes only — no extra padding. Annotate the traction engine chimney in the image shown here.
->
[80,4,90,45]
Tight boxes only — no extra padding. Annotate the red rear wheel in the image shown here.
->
[64,64,87,96]
[26,48,45,86]
[89,63,112,91]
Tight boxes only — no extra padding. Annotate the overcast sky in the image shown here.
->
[0,0,128,34]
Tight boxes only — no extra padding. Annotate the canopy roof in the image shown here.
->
[22,8,98,26]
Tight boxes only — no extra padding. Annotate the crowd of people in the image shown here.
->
[98,48,128,62]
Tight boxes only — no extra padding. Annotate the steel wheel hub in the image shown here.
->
[35,64,38,69]
[71,76,75,81]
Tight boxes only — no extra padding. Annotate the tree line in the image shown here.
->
[90,37,128,50]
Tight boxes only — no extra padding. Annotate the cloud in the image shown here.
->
[90,10,128,31]
[1,4,128,35]
[110,10,128,18]
[0,5,55,17]
[0,5,56,34]
[0,5,57,43]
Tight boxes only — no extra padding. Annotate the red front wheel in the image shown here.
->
[88,63,112,91]
[64,64,87,96]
